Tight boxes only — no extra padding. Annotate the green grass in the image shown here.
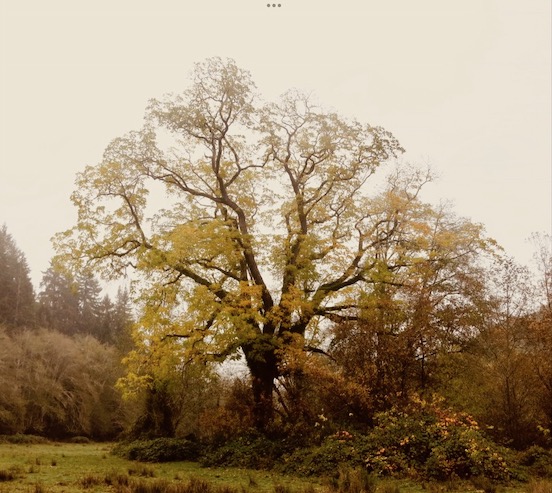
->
[0,442,546,493]
[0,442,323,492]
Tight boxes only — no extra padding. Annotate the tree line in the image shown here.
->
[0,224,133,438]
[0,224,132,345]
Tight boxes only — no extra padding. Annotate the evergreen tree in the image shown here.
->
[0,224,35,327]
[39,264,133,344]
[96,294,115,344]
[75,272,102,335]
[112,287,134,350]
[38,264,80,334]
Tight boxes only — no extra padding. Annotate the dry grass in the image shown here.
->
[525,480,552,493]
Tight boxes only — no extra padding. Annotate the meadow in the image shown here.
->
[0,441,321,493]
[0,442,551,493]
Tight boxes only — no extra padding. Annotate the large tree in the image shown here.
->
[56,57,490,430]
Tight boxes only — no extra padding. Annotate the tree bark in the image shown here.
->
[242,336,280,432]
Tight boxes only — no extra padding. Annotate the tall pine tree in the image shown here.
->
[0,225,35,328]
[38,264,80,334]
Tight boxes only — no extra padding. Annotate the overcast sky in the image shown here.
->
[1,0,550,290]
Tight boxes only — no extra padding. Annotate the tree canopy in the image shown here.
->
[55,57,494,430]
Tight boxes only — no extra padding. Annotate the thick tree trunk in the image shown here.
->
[242,336,280,432]
[250,368,276,430]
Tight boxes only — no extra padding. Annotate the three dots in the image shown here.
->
[267,3,282,6]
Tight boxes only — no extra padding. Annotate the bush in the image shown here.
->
[0,434,49,444]
[113,438,200,462]
[519,446,552,478]
[197,378,255,445]
[201,434,289,470]
[363,396,512,481]
[69,436,91,444]
[277,433,369,477]
[277,396,513,481]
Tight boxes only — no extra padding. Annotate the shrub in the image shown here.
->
[276,432,371,477]
[519,446,552,478]
[0,434,49,444]
[277,395,512,481]
[113,438,200,462]
[197,378,255,445]
[363,396,512,481]
[201,434,288,469]
[69,436,91,444]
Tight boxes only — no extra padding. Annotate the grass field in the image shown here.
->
[0,442,324,493]
[0,442,548,493]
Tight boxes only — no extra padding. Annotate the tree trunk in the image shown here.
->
[242,335,280,432]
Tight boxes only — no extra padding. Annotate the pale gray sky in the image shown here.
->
[1,0,550,289]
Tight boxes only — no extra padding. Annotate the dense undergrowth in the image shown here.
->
[113,437,200,462]
[2,401,551,488]
[117,397,519,482]
[3,395,551,485]
[113,421,552,485]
